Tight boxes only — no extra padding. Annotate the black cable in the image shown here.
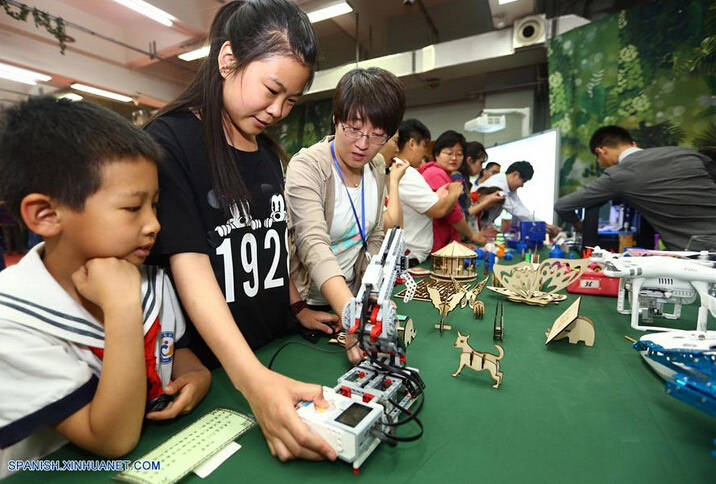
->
[382,397,424,441]
[370,358,425,398]
[381,392,424,427]
[385,418,423,442]
[357,287,372,349]
[370,429,397,447]
[267,339,359,370]
[383,417,423,441]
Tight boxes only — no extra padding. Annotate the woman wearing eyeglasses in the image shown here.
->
[419,130,500,252]
[285,67,405,364]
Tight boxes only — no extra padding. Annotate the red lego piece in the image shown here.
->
[369,306,382,342]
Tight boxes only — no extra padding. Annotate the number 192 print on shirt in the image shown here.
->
[211,194,289,303]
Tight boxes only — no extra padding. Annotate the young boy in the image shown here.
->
[0,98,211,477]
[393,119,462,264]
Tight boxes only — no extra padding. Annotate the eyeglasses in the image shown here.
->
[340,123,389,146]
[439,150,464,160]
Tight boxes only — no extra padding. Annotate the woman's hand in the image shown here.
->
[345,333,364,364]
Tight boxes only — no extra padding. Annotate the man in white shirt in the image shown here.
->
[394,119,462,263]
[478,161,560,236]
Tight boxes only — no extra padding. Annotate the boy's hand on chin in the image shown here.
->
[72,258,142,312]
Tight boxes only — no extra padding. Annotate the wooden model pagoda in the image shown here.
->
[430,241,477,282]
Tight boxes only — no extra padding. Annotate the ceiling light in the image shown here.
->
[0,62,51,86]
[71,83,133,103]
[58,93,84,101]
[0,72,37,86]
[111,0,174,27]
[498,0,520,4]
[178,46,210,62]
[306,1,352,23]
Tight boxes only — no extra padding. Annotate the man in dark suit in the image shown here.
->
[554,125,716,250]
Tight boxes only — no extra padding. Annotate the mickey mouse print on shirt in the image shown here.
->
[208,192,289,302]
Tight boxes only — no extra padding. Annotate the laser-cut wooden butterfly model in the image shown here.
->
[487,258,589,306]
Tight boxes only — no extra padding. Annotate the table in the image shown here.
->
[6,273,716,483]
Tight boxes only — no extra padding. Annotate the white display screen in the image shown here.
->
[479,129,559,224]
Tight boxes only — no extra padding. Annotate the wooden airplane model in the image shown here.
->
[451,276,488,319]
[428,286,463,333]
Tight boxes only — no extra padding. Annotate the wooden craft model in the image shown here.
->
[397,316,417,348]
[487,258,589,306]
[493,301,504,340]
[452,276,488,319]
[545,297,596,346]
[395,278,469,302]
[427,286,463,333]
[451,331,504,389]
[431,241,478,282]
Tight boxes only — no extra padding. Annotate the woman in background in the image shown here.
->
[419,131,500,250]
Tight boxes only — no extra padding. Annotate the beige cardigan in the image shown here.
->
[285,136,386,300]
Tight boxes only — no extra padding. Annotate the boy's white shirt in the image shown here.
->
[398,166,439,263]
[0,243,186,477]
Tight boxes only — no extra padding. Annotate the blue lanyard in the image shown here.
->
[330,140,368,252]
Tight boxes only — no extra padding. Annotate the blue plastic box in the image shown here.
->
[519,221,546,249]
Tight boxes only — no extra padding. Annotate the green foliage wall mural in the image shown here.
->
[265,98,333,159]
[549,0,716,196]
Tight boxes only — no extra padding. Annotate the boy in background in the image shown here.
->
[0,98,210,477]
[393,120,462,263]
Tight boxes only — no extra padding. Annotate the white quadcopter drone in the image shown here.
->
[590,247,716,380]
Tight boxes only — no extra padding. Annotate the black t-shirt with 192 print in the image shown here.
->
[145,111,295,369]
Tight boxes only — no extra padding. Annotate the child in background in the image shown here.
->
[475,161,501,187]
[452,141,487,219]
[0,98,210,478]
[393,119,461,264]
[380,131,409,230]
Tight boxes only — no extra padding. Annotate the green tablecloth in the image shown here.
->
[6,274,716,483]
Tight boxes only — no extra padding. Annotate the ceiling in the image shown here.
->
[0,0,655,115]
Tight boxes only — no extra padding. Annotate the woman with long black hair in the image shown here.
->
[146,0,337,462]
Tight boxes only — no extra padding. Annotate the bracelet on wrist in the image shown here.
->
[290,300,308,319]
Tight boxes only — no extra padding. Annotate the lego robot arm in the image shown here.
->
[341,228,414,364]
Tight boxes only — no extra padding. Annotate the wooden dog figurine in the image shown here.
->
[451,331,504,388]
